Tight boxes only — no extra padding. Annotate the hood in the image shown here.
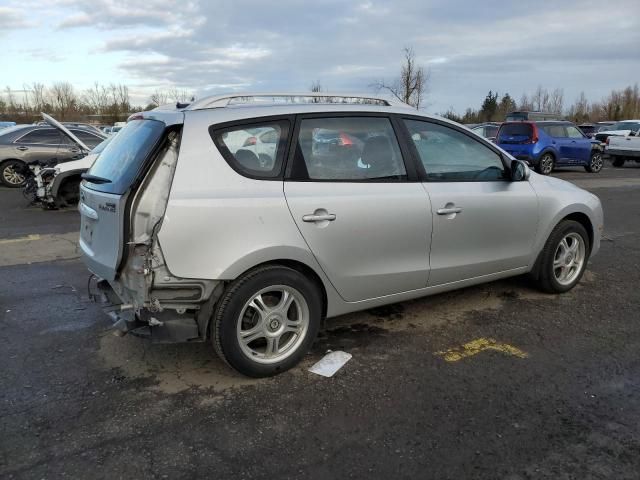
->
[41,112,90,152]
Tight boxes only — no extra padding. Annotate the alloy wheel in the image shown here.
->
[540,155,554,175]
[236,285,310,364]
[590,153,603,172]
[2,163,26,186]
[553,232,586,286]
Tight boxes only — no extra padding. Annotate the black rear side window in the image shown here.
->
[85,120,166,194]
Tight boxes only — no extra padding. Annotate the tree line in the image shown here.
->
[1,76,638,126]
[441,84,640,124]
[0,83,195,124]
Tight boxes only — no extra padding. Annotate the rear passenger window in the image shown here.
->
[211,120,290,179]
[541,125,566,138]
[16,129,62,145]
[291,117,406,181]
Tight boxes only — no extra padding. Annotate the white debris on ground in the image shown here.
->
[309,351,352,377]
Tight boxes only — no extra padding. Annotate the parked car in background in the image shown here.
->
[607,131,640,167]
[29,134,114,208]
[78,92,602,377]
[471,122,501,142]
[594,120,640,146]
[496,121,603,174]
[0,121,16,130]
[578,123,598,138]
[505,111,560,122]
[0,116,105,187]
[101,126,113,134]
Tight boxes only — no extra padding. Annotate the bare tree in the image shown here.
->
[150,89,169,107]
[50,81,76,120]
[547,88,564,114]
[29,82,48,113]
[372,47,429,109]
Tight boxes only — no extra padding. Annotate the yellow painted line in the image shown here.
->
[436,337,528,362]
[0,234,41,245]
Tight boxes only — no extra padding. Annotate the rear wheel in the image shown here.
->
[536,153,555,175]
[584,152,603,173]
[611,156,625,167]
[212,265,322,377]
[532,220,590,293]
[0,159,27,188]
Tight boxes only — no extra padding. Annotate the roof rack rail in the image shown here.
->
[186,92,409,110]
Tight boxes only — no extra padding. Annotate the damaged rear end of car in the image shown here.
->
[79,110,220,343]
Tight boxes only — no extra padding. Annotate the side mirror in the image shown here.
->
[511,159,530,181]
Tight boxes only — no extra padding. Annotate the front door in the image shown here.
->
[402,118,539,286]
[284,115,432,302]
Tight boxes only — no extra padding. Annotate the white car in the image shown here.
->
[31,118,113,208]
[607,131,640,167]
[594,120,640,146]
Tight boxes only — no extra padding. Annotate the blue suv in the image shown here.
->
[496,121,604,174]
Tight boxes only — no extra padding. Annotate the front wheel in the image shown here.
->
[611,156,625,167]
[0,159,27,188]
[536,153,555,175]
[584,152,603,173]
[212,265,322,377]
[532,220,590,293]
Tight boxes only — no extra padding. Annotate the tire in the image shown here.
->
[212,265,322,377]
[611,156,625,168]
[532,220,590,294]
[584,151,603,173]
[536,153,555,175]
[0,159,27,188]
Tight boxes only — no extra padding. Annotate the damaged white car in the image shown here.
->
[26,114,111,208]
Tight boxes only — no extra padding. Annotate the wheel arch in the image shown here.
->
[561,212,594,253]
[51,169,84,198]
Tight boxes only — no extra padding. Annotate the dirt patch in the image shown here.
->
[325,276,561,334]
[98,334,264,395]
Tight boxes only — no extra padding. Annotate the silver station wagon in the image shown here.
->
[79,93,603,377]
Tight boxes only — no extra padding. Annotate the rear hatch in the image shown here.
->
[79,119,168,280]
[496,123,535,158]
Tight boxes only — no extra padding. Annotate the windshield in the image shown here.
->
[85,119,165,194]
[611,121,640,131]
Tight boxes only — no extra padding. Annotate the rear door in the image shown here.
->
[541,124,571,163]
[565,125,592,163]
[402,118,539,286]
[284,115,432,302]
[79,119,168,280]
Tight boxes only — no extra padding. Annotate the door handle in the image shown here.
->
[437,207,462,215]
[302,213,336,222]
[16,146,28,151]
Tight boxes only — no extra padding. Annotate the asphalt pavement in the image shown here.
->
[1,164,640,479]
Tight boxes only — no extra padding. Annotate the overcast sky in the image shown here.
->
[1,0,639,113]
